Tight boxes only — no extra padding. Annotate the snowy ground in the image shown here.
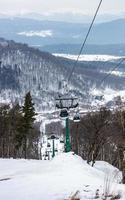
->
[54,54,123,62]
[0,153,125,200]
[90,87,125,107]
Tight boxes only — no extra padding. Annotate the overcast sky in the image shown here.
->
[0,0,125,15]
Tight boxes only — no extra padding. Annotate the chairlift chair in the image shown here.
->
[60,109,69,119]
[60,140,64,143]
[48,135,59,140]
[95,95,104,101]
[73,113,81,123]
[47,143,51,148]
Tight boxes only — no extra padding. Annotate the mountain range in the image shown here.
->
[0,18,125,52]
[42,44,125,56]
[0,38,125,111]
[1,12,125,23]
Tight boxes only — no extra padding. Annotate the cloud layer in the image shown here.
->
[0,0,125,15]
[18,30,53,37]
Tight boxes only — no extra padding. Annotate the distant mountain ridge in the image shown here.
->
[1,12,125,23]
[0,18,125,49]
[41,44,125,56]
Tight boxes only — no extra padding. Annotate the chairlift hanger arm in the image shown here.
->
[55,97,78,101]
[69,103,79,109]
[56,104,79,110]
[55,97,79,109]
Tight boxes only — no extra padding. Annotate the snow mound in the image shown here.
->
[0,154,124,200]
[51,152,104,179]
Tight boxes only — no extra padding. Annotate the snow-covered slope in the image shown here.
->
[1,38,125,111]
[0,153,125,200]
[54,54,123,62]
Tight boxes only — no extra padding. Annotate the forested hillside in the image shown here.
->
[0,38,125,110]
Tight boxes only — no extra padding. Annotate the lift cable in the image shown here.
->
[67,0,103,84]
[87,57,125,111]
[92,57,125,93]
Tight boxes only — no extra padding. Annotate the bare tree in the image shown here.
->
[70,107,111,166]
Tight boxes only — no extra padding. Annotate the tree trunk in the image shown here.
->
[122,151,125,183]
[118,145,124,170]
[2,138,5,158]
[24,137,27,159]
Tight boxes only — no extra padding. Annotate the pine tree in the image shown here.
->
[22,92,36,159]
[12,104,24,157]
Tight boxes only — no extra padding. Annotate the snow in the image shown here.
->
[91,87,125,104]
[0,153,125,200]
[100,70,125,77]
[54,54,123,62]
[40,118,61,133]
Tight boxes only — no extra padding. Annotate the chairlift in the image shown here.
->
[60,109,69,119]
[48,134,59,140]
[47,143,51,148]
[95,95,104,101]
[73,113,80,123]
[60,140,64,143]
[56,96,79,110]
